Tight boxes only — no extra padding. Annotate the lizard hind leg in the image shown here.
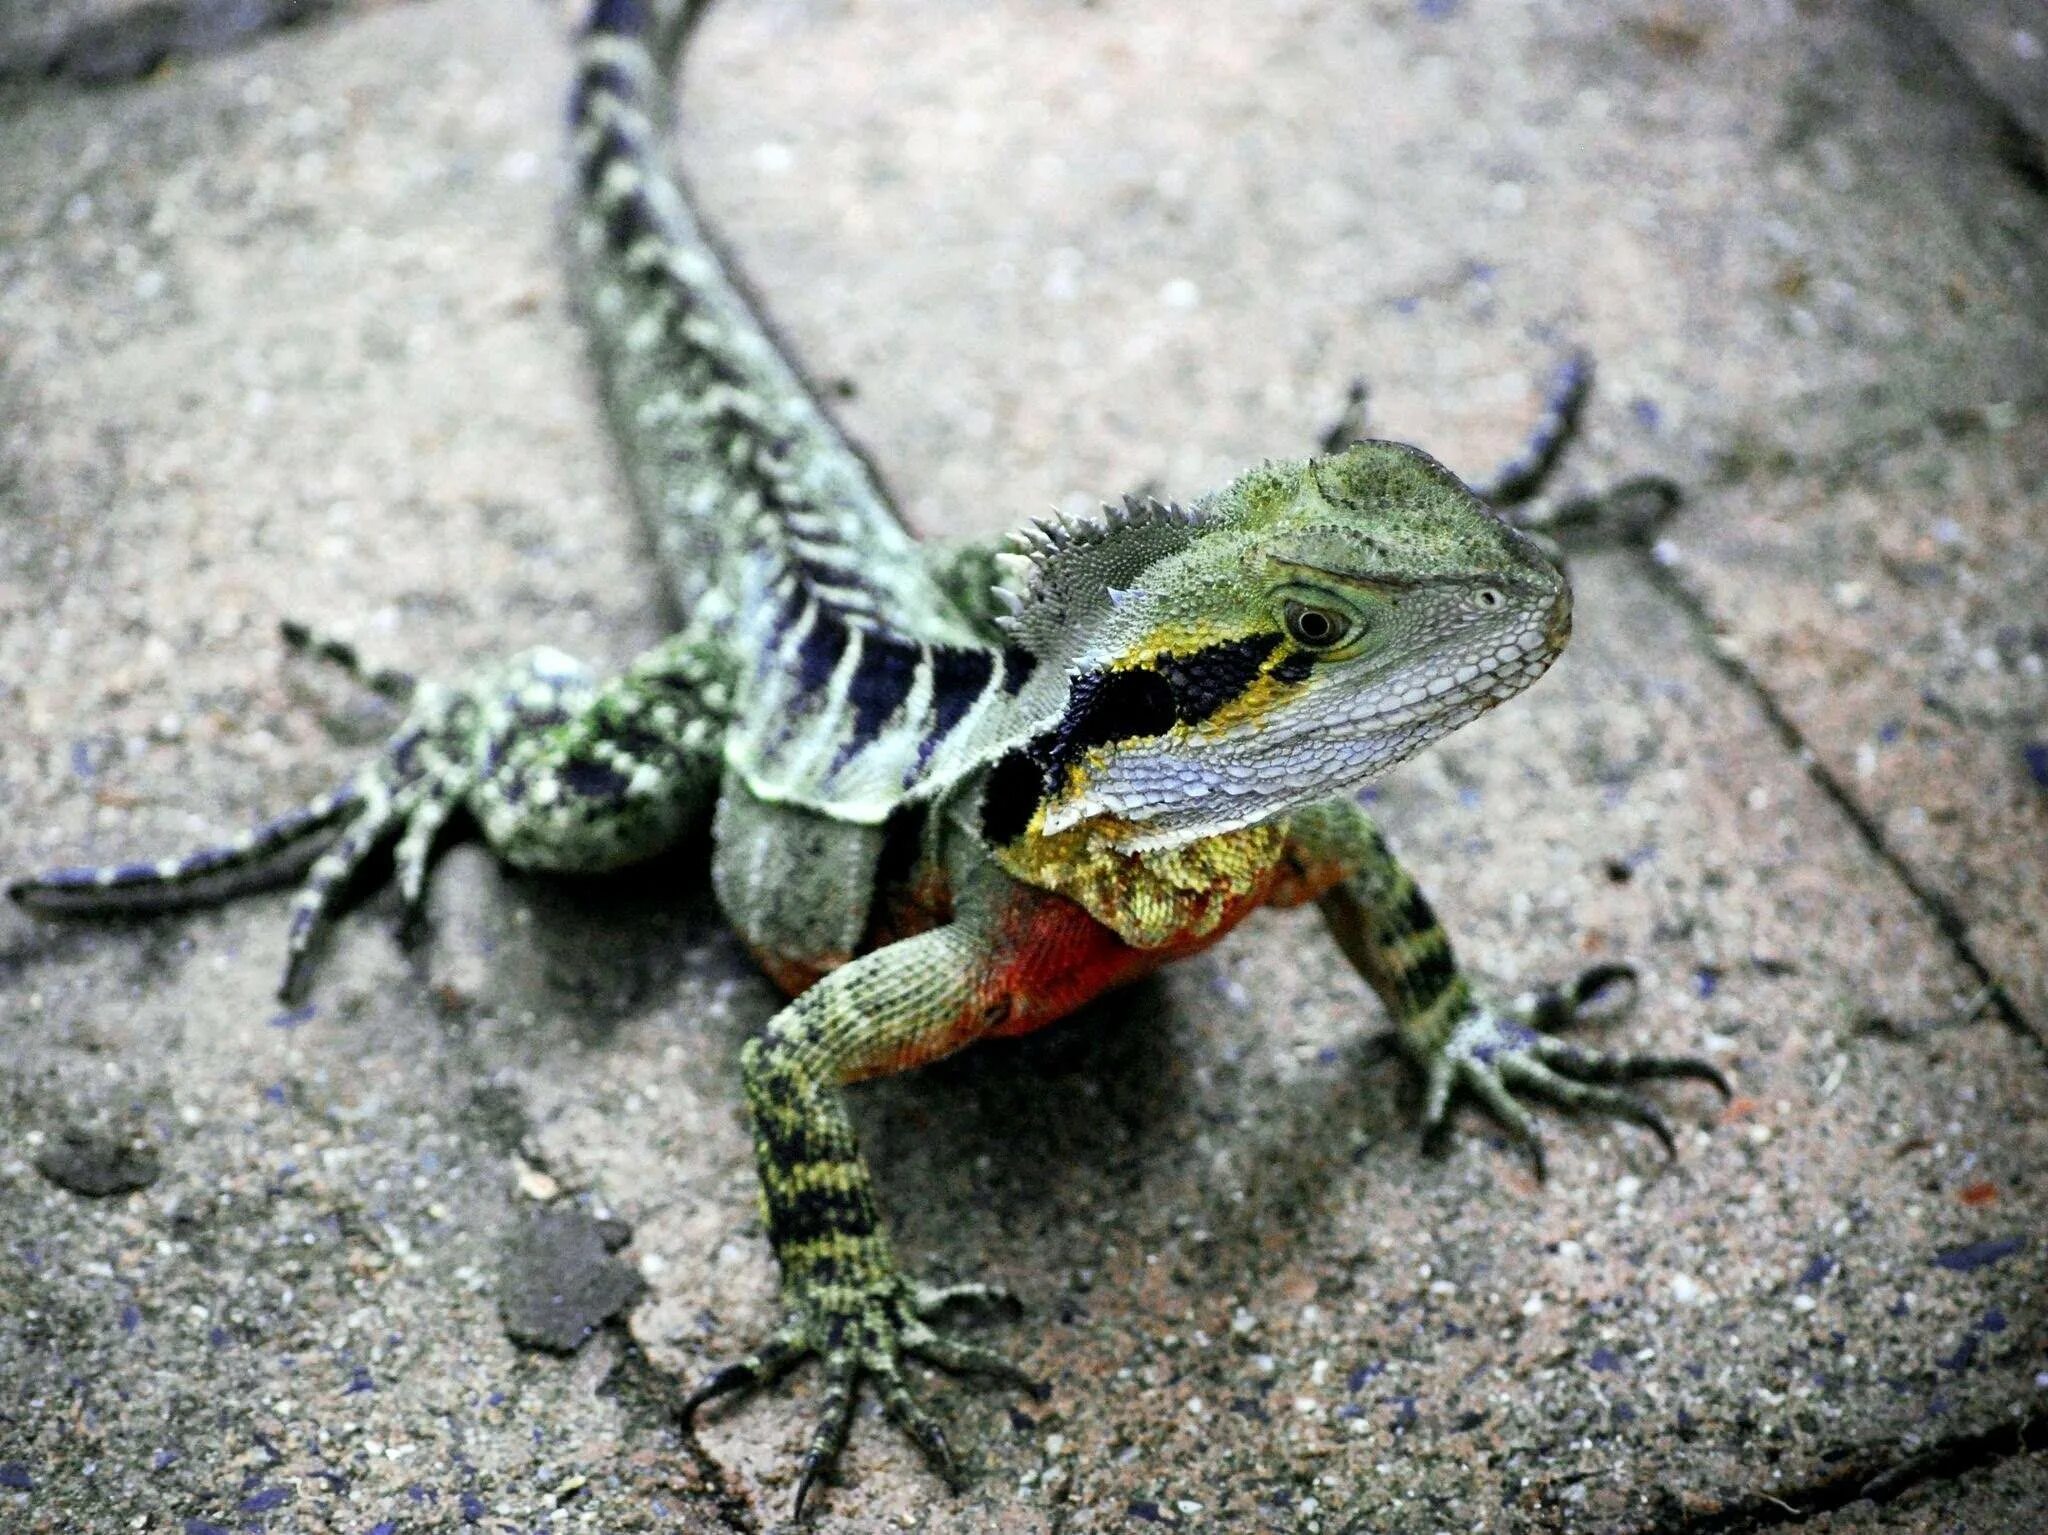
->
[1311,349,1676,548]
[1312,352,1590,507]
[12,620,467,930]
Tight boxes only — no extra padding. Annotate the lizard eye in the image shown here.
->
[1283,600,1353,650]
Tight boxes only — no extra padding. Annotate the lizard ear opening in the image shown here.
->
[991,495,1206,657]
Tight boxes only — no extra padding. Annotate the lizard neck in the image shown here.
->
[989,813,1290,951]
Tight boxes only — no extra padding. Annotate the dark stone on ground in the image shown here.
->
[33,1125,162,1197]
[498,1204,648,1355]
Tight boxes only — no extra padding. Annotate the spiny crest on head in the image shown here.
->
[992,494,1205,654]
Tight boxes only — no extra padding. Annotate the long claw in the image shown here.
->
[911,1280,1019,1320]
[792,1364,858,1521]
[1522,962,1639,1031]
[1620,1098,1678,1158]
[1534,1038,1733,1098]
[1623,1053,1736,1099]
[1569,962,1639,1014]
[1457,1062,1547,1182]
[904,1327,1044,1397]
[1502,1055,1678,1159]
[1586,1092,1678,1159]
[1694,1060,1736,1099]
[681,1326,809,1417]
[875,1369,958,1488]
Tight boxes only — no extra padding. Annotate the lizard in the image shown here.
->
[9,0,1730,1517]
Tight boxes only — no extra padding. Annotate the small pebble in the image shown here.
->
[34,1127,161,1198]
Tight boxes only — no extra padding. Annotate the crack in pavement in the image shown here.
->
[1892,0,2048,200]
[1635,1406,2046,1532]
[3,0,364,87]
[1631,546,2042,1056]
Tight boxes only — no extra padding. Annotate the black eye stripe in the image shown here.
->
[1270,650,1317,684]
[980,632,1291,842]
[1153,633,1282,724]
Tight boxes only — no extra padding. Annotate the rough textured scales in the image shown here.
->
[0,3,2039,1535]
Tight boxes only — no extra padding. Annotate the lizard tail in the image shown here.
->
[569,0,958,636]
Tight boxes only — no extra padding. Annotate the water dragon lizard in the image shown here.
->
[11,0,1730,1516]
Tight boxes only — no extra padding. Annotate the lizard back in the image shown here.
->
[571,0,1020,820]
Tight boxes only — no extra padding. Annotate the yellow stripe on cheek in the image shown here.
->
[1190,671,1299,735]
[1099,619,1266,671]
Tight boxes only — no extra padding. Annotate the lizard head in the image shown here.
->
[989,441,1569,851]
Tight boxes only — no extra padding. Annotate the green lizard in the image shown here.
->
[11,0,1729,1516]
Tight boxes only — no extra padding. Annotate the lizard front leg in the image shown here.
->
[686,921,1041,1519]
[11,626,731,1000]
[1286,800,1729,1179]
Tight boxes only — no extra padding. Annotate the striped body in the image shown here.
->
[570,1,1049,834]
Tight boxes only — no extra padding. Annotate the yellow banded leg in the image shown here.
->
[685,925,1040,1521]
[1290,799,1730,1179]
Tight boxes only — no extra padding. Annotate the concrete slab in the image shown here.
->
[1910,0,2048,145]
[1,2,2042,1533]
[670,0,2045,523]
[0,4,705,1530]
[1660,416,2048,1043]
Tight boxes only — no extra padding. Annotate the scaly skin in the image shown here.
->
[9,0,1729,1517]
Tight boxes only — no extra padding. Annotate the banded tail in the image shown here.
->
[569,0,974,644]
[573,0,1040,816]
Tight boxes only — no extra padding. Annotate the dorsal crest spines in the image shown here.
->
[992,494,1205,653]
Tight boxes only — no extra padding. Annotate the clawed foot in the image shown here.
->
[1419,963,1732,1180]
[684,1277,1041,1520]
[1509,473,1683,553]
[10,624,592,1002]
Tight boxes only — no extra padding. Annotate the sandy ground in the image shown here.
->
[1,1,2043,1531]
